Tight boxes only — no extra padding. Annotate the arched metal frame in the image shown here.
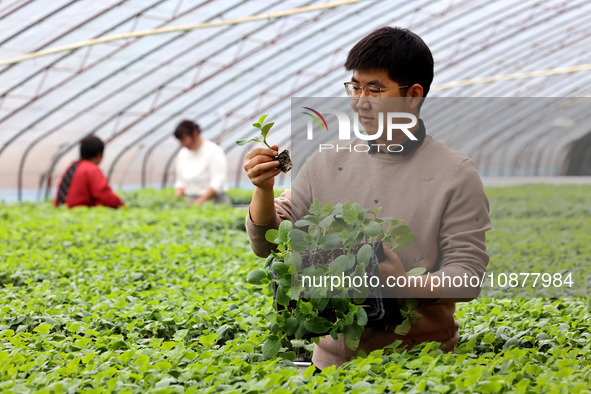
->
[0,0,590,202]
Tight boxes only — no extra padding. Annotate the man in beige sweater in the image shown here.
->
[243,27,491,369]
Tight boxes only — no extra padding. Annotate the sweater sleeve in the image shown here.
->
[431,159,491,300]
[245,189,293,258]
[88,166,124,209]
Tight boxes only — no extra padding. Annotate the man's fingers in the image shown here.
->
[245,159,279,174]
[243,154,277,171]
[250,168,282,185]
[245,147,278,160]
[247,161,280,179]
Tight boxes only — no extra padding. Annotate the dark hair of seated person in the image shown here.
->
[80,136,105,160]
[174,120,200,140]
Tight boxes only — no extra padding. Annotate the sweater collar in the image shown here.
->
[368,118,426,156]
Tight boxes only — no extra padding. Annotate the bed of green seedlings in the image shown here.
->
[0,185,589,393]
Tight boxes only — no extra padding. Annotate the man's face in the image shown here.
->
[349,69,412,144]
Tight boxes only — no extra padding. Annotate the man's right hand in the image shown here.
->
[243,145,281,190]
[175,187,185,198]
[243,145,281,225]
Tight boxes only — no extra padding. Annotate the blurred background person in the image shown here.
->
[173,120,229,205]
[54,136,124,209]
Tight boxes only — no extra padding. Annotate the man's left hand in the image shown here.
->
[378,247,408,297]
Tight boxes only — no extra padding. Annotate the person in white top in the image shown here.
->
[173,120,230,205]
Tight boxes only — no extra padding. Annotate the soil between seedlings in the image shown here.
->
[275,150,292,173]
[298,244,364,270]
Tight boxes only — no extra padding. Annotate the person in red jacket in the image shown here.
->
[53,136,124,209]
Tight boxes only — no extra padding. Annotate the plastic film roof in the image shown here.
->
[0,0,590,201]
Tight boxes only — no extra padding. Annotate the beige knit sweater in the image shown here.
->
[246,134,491,369]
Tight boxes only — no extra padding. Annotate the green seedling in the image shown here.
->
[236,114,292,172]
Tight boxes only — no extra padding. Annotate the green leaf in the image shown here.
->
[109,340,128,350]
[281,351,297,361]
[319,234,340,250]
[290,252,302,272]
[278,274,291,287]
[261,122,275,138]
[310,297,330,311]
[344,335,361,350]
[303,364,316,378]
[406,266,426,276]
[276,286,290,307]
[304,317,332,334]
[356,244,373,267]
[290,229,309,253]
[235,138,261,146]
[265,229,280,244]
[343,209,359,225]
[252,122,262,129]
[271,261,290,277]
[309,200,322,215]
[246,269,268,285]
[478,381,503,393]
[390,225,411,237]
[262,335,281,359]
[355,308,368,326]
[394,319,412,335]
[331,254,356,275]
[284,317,299,336]
[33,324,51,334]
[482,332,496,345]
[295,218,319,227]
[258,114,269,125]
[278,220,292,243]
[408,310,422,325]
[397,233,416,249]
[294,322,309,340]
[199,332,218,347]
[330,329,339,340]
[264,254,274,268]
[330,298,350,310]
[343,324,362,341]
[362,221,382,237]
[318,215,334,229]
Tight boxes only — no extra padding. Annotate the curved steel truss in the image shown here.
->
[0,0,589,201]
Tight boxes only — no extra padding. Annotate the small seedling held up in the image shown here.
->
[236,114,292,173]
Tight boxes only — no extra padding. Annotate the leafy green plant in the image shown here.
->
[1,186,589,392]
[235,114,292,172]
[236,114,275,149]
[248,200,422,355]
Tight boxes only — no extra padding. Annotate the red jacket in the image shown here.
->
[53,160,124,209]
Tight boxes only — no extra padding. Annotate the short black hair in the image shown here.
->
[174,120,200,140]
[80,135,104,160]
[345,26,434,99]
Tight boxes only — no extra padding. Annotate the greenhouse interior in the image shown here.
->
[0,0,589,392]
[1,0,591,202]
